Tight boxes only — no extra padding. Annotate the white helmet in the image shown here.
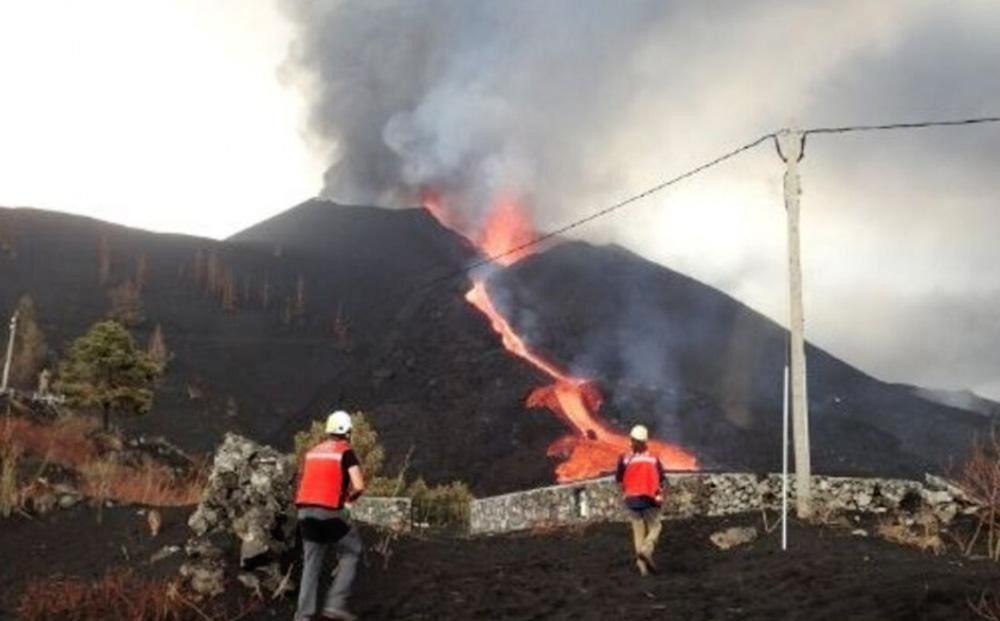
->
[325,410,353,435]
[630,425,649,442]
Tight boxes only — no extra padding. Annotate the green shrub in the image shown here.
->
[409,478,473,528]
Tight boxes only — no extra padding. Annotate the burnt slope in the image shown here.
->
[0,203,563,494]
[1,202,987,489]
[487,241,987,477]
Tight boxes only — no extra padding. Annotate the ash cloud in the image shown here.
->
[278,0,681,227]
[280,1,1000,400]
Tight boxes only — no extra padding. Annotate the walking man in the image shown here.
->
[295,410,366,621]
[616,425,666,576]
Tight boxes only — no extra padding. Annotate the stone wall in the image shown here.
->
[351,496,412,531]
[469,472,977,535]
[182,434,981,596]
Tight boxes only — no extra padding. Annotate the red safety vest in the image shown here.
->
[622,452,662,499]
[295,439,351,509]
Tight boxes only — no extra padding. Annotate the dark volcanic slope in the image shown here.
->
[0,203,563,494]
[487,242,987,477]
[1,203,987,489]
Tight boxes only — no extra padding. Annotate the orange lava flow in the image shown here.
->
[476,196,539,266]
[427,195,698,481]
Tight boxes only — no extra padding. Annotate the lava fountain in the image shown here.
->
[424,194,698,481]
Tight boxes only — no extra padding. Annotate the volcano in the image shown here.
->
[0,201,989,492]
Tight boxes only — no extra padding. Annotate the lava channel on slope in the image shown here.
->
[423,192,698,481]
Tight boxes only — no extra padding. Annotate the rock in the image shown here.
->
[185,537,224,560]
[180,562,225,597]
[239,536,270,568]
[188,507,219,535]
[855,493,872,508]
[237,572,261,591]
[920,489,953,506]
[52,483,77,496]
[150,545,181,564]
[925,474,973,503]
[58,494,80,509]
[147,509,162,537]
[932,502,959,525]
[709,526,758,550]
[851,529,869,537]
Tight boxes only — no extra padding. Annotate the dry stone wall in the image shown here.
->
[182,434,981,596]
[469,472,978,535]
[350,496,412,531]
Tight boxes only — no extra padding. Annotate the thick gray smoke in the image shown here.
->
[281,1,1000,400]
[278,1,684,228]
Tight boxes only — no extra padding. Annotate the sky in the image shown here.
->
[0,0,321,237]
[1,1,998,399]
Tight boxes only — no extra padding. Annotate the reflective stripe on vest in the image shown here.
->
[295,439,350,510]
[622,452,661,499]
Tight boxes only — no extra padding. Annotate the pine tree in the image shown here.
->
[55,321,162,430]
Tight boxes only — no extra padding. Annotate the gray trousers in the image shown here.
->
[295,512,363,619]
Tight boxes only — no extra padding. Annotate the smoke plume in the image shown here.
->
[280,1,1000,400]
[279,1,684,228]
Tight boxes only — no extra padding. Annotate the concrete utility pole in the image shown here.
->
[1,310,18,394]
[777,128,812,518]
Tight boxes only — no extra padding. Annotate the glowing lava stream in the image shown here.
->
[466,281,698,480]
[425,195,698,480]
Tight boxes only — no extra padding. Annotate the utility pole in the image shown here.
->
[1,310,18,394]
[777,127,812,518]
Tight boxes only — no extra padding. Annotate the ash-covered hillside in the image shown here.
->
[487,242,988,477]
[0,201,988,491]
[0,203,563,494]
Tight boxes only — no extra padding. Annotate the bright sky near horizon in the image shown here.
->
[0,0,320,238]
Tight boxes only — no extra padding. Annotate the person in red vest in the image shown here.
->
[616,424,666,576]
[295,410,366,621]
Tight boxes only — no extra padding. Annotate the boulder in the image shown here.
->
[709,526,758,550]
[57,494,80,509]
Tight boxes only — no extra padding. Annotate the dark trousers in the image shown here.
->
[295,514,362,619]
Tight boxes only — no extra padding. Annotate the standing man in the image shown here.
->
[295,410,366,621]
[616,424,666,576]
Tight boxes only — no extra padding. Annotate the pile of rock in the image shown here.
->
[180,433,416,597]
[182,434,297,597]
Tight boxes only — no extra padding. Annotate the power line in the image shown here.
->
[297,115,1000,321]
[392,114,1000,304]
[803,115,1000,135]
[367,132,777,312]
[471,133,776,269]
